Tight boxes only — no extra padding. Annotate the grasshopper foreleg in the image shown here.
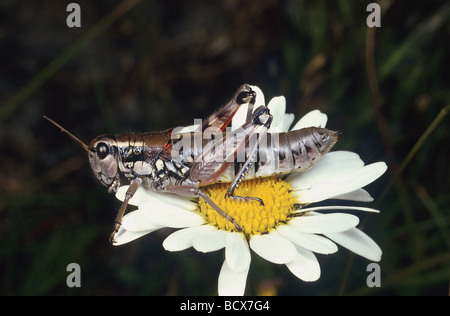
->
[110,177,143,244]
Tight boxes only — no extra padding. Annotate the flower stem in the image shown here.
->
[377,104,450,205]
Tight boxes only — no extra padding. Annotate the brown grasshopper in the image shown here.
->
[45,84,339,243]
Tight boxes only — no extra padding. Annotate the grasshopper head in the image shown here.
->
[88,135,120,191]
[44,116,121,192]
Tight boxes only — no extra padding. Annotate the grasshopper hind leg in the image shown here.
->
[224,105,273,206]
[161,184,243,232]
[197,190,243,232]
[225,191,265,206]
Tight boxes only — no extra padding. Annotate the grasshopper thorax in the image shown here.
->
[88,135,120,191]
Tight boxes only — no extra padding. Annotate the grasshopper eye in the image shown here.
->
[96,142,109,160]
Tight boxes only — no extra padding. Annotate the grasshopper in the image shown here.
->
[45,84,339,243]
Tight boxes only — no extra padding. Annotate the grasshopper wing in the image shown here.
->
[190,106,272,186]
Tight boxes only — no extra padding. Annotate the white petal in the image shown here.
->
[294,205,380,214]
[267,96,291,132]
[231,103,250,130]
[113,227,155,246]
[325,228,382,262]
[139,201,204,228]
[115,186,151,206]
[268,96,286,115]
[291,110,328,130]
[192,225,227,253]
[300,162,387,203]
[218,260,249,296]
[288,151,364,190]
[141,190,197,210]
[286,246,321,282]
[121,210,161,232]
[289,151,387,203]
[115,186,197,211]
[250,85,265,108]
[225,232,251,273]
[288,213,360,234]
[332,189,374,202]
[277,225,338,254]
[162,226,201,251]
[280,113,295,132]
[249,230,297,264]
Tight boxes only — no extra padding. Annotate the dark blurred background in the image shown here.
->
[0,0,449,295]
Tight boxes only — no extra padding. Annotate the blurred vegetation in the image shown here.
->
[0,0,449,295]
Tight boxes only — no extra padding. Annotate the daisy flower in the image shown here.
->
[113,86,387,295]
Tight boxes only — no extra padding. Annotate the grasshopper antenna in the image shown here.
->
[43,116,89,152]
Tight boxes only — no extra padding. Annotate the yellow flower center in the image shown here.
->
[197,177,297,236]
